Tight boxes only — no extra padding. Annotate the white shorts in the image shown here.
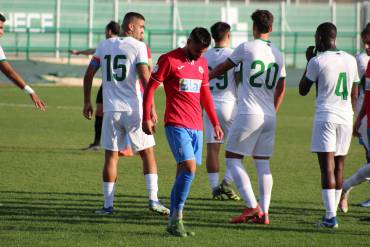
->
[101,111,155,152]
[226,114,276,157]
[204,101,237,143]
[311,121,352,156]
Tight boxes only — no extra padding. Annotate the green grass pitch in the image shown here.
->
[0,86,369,246]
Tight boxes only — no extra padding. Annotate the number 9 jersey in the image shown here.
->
[228,39,286,117]
[93,36,149,113]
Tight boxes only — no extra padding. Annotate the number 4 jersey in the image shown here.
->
[228,39,286,117]
[306,50,360,124]
[93,36,148,112]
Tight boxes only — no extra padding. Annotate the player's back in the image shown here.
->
[95,36,148,112]
[310,50,359,123]
[204,47,237,102]
[232,39,285,117]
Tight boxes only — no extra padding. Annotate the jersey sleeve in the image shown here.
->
[356,54,367,79]
[280,64,286,79]
[305,58,319,82]
[200,64,219,127]
[150,54,171,83]
[352,58,361,84]
[136,42,149,65]
[228,43,245,66]
[0,45,7,61]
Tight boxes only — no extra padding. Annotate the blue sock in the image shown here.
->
[169,183,175,218]
[171,170,195,218]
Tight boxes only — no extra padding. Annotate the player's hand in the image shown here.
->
[150,107,158,125]
[306,46,316,62]
[68,49,79,55]
[142,119,156,135]
[213,125,224,141]
[29,93,46,111]
[83,102,93,120]
[353,116,362,137]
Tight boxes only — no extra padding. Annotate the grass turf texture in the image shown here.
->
[0,86,369,247]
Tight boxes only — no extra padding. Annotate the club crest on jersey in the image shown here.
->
[179,78,202,93]
[198,66,204,74]
[152,64,159,73]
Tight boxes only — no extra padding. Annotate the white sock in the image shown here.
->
[103,182,115,208]
[335,189,342,209]
[223,166,234,185]
[208,172,219,190]
[145,173,158,201]
[226,158,257,208]
[254,159,273,214]
[322,189,336,218]
[343,163,370,193]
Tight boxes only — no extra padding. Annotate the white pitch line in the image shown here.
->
[0,102,81,110]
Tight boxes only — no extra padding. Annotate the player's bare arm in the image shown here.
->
[209,58,235,80]
[274,78,286,112]
[137,63,157,124]
[83,63,99,120]
[299,46,317,96]
[351,83,358,112]
[69,48,96,56]
[354,95,366,137]
[0,61,46,111]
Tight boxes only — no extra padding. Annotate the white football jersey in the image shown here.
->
[306,50,360,124]
[355,52,369,113]
[204,47,237,102]
[0,44,6,61]
[229,39,285,116]
[94,36,148,112]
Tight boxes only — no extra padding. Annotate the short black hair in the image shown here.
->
[106,21,120,35]
[361,22,370,38]
[122,12,145,28]
[251,10,273,34]
[189,27,211,48]
[316,22,337,41]
[0,13,6,22]
[210,22,231,42]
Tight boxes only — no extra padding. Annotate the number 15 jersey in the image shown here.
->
[93,36,148,113]
[306,50,360,124]
[228,39,286,117]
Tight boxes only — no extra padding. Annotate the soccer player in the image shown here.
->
[209,10,285,225]
[83,12,169,215]
[299,22,359,228]
[339,24,370,212]
[203,22,240,201]
[142,27,223,237]
[0,13,45,111]
[70,21,121,151]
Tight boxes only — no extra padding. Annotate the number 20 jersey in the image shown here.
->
[229,39,286,117]
[93,36,148,113]
[306,50,360,124]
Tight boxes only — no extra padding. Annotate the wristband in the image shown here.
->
[23,85,35,94]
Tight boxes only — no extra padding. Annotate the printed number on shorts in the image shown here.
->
[179,78,202,93]
[208,66,228,90]
[249,60,279,89]
[335,72,348,100]
[104,54,127,81]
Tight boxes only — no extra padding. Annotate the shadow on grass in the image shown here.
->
[0,190,368,237]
